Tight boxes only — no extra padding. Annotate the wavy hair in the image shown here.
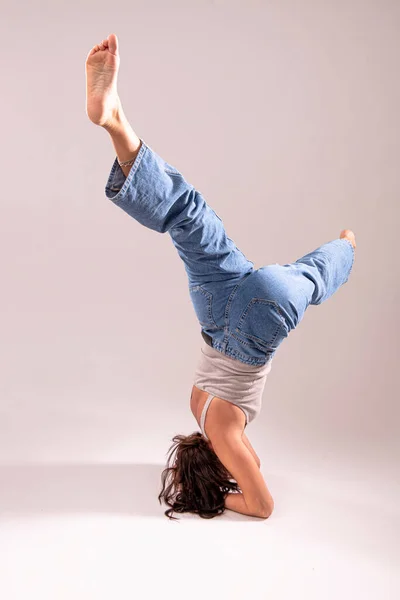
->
[158,431,241,520]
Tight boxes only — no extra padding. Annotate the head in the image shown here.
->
[158,431,240,520]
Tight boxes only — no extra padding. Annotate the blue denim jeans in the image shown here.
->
[105,139,355,366]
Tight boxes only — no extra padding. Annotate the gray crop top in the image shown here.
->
[193,341,273,440]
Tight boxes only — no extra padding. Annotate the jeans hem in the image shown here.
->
[105,138,148,203]
[339,238,356,283]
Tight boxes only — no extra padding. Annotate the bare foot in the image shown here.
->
[340,229,356,249]
[85,33,121,127]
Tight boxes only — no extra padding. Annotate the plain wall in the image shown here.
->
[1,0,399,492]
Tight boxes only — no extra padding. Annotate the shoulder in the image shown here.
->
[202,395,247,442]
[191,386,247,439]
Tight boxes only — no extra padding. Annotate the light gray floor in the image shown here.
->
[1,461,398,600]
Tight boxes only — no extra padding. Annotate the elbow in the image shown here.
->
[257,499,274,519]
[258,507,273,520]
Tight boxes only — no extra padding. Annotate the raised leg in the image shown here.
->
[85,34,254,290]
[257,232,357,340]
[292,234,356,306]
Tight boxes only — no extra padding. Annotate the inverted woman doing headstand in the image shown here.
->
[85,34,356,520]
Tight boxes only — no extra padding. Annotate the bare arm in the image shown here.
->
[211,431,274,519]
[241,431,261,468]
[224,488,273,518]
[195,393,271,517]
[224,490,257,517]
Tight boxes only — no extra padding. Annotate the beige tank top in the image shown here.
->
[193,341,273,440]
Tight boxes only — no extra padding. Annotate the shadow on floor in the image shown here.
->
[0,463,252,521]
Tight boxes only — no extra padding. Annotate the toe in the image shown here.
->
[108,33,119,56]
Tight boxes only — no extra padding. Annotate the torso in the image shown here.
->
[190,384,247,438]
[191,386,262,466]
[192,342,271,436]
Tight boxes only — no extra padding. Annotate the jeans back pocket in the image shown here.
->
[235,298,288,351]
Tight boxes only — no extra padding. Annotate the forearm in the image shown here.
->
[224,491,272,519]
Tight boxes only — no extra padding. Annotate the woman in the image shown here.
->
[86,34,356,520]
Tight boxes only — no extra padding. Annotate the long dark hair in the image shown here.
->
[158,431,241,520]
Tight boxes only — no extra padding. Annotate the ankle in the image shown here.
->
[102,105,142,176]
[102,100,124,133]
